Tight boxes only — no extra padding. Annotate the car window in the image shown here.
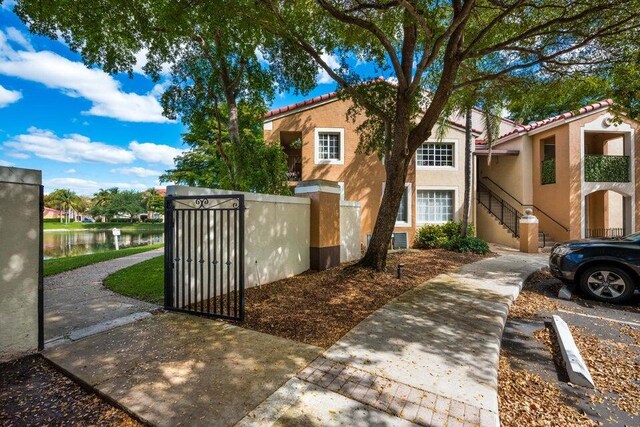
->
[622,232,640,242]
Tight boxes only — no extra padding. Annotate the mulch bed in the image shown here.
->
[234,249,487,348]
[0,355,141,427]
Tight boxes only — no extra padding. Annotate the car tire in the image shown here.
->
[579,265,635,303]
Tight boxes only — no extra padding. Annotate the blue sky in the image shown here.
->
[0,4,344,195]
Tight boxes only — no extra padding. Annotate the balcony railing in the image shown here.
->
[541,159,556,185]
[584,155,630,182]
[585,228,625,239]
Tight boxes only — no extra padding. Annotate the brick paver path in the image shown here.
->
[297,356,498,427]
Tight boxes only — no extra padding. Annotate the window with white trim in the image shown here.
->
[396,186,409,223]
[417,190,454,223]
[317,132,341,161]
[417,142,454,167]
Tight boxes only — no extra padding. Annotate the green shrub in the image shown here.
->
[444,236,490,255]
[414,221,488,254]
[414,224,448,249]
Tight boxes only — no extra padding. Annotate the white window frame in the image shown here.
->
[314,127,345,165]
[416,139,458,171]
[381,182,412,227]
[415,186,458,225]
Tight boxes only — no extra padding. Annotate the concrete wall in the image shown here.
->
[340,201,361,262]
[0,167,42,362]
[166,185,363,308]
[167,186,311,299]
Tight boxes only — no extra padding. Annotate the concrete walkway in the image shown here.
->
[44,313,322,427]
[239,253,547,427]
[44,248,163,342]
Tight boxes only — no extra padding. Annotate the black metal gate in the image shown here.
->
[164,194,245,320]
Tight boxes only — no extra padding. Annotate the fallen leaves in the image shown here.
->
[571,326,640,416]
[507,269,560,320]
[498,353,596,427]
[0,355,141,426]
[232,249,487,348]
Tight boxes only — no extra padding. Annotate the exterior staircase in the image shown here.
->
[477,182,556,249]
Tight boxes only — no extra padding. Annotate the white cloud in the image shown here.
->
[132,48,172,76]
[44,177,100,193]
[0,159,14,166]
[255,47,268,65]
[4,127,183,166]
[129,141,183,165]
[4,127,136,164]
[1,0,16,10]
[65,168,76,173]
[110,166,162,178]
[44,177,150,195]
[5,27,34,52]
[318,53,340,84]
[0,28,170,123]
[6,151,29,159]
[0,83,21,107]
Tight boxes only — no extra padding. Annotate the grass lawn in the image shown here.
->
[44,244,163,277]
[104,255,164,305]
[104,248,487,348]
[43,222,164,231]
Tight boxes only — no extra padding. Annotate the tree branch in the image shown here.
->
[316,0,408,87]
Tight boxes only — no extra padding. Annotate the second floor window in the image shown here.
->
[317,132,341,161]
[417,142,455,167]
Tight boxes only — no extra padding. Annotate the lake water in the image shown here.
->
[44,230,164,259]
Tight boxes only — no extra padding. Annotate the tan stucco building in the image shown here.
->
[264,94,640,250]
[478,100,640,247]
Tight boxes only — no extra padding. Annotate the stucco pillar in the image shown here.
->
[519,209,539,254]
[295,180,341,270]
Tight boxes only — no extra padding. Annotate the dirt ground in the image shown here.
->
[235,249,487,348]
[499,269,640,427]
[0,355,141,427]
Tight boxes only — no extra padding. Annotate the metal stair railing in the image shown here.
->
[477,182,522,238]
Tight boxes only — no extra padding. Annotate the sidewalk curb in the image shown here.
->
[44,310,157,348]
[550,315,595,388]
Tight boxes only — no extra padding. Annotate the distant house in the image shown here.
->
[43,207,63,219]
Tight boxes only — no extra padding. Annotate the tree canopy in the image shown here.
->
[17,0,640,269]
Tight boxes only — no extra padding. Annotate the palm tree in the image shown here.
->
[92,187,118,222]
[49,189,82,224]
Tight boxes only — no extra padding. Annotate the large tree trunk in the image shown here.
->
[359,96,412,271]
[462,106,473,237]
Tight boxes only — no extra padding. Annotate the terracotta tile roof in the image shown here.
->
[496,99,613,142]
[266,83,483,135]
[265,78,386,119]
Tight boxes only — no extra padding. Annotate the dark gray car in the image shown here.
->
[549,232,640,303]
